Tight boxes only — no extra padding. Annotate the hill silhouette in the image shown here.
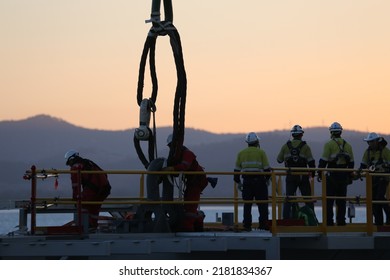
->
[0,115,384,207]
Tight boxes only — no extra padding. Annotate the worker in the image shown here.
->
[277,125,316,219]
[65,150,111,231]
[234,132,271,231]
[162,134,216,232]
[358,133,390,225]
[317,122,354,226]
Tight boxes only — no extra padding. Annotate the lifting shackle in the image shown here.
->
[134,0,187,169]
[149,0,173,24]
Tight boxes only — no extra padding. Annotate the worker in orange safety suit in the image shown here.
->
[162,134,215,232]
[65,150,111,231]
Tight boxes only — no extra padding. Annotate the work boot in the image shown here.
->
[327,220,334,226]
[258,221,269,231]
[337,220,346,226]
[243,226,252,232]
[88,227,97,233]
[193,211,205,232]
[179,217,195,232]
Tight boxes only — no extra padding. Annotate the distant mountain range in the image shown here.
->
[0,114,384,207]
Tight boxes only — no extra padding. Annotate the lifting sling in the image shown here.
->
[134,0,187,168]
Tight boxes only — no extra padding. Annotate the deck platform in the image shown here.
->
[2,230,390,260]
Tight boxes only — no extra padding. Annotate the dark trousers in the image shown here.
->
[372,177,390,225]
[181,183,201,231]
[181,175,208,231]
[242,176,268,227]
[283,175,313,219]
[326,175,348,225]
[82,189,107,229]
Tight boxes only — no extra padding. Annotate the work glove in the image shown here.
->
[352,169,363,181]
[236,182,243,192]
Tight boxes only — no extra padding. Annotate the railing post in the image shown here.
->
[140,174,145,199]
[277,175,282,220]
[366,172,373,236]
[310,172,315,199]
[321,172,327,234]
[76,167,83,234]
[271,170,277,236]
[30,165,37,235]
[233,182,239,226]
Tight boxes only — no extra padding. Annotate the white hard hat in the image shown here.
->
[245,132,260,144]
[166,134,173,146]
[364,132,381,142]
[329,122,343,132]
[64,150,79,164]
[291,124,304,136]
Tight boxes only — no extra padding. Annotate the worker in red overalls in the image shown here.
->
[162,135,213,231]
[65,150,111,231]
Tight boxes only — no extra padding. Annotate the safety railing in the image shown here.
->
[21,165,390,236]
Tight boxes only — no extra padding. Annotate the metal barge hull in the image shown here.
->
[2,231,390,260]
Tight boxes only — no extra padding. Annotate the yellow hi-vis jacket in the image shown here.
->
[235,146,270,172]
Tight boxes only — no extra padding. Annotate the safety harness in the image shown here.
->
[286,140,307,167]
[366,148,390,173]
[80,159,111,197]
[330,139,351,168]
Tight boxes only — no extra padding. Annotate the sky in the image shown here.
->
[1,0,390,134]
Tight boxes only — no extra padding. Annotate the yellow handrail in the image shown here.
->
[23,166,390,236]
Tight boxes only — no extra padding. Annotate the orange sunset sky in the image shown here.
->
[1,1,389,134]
